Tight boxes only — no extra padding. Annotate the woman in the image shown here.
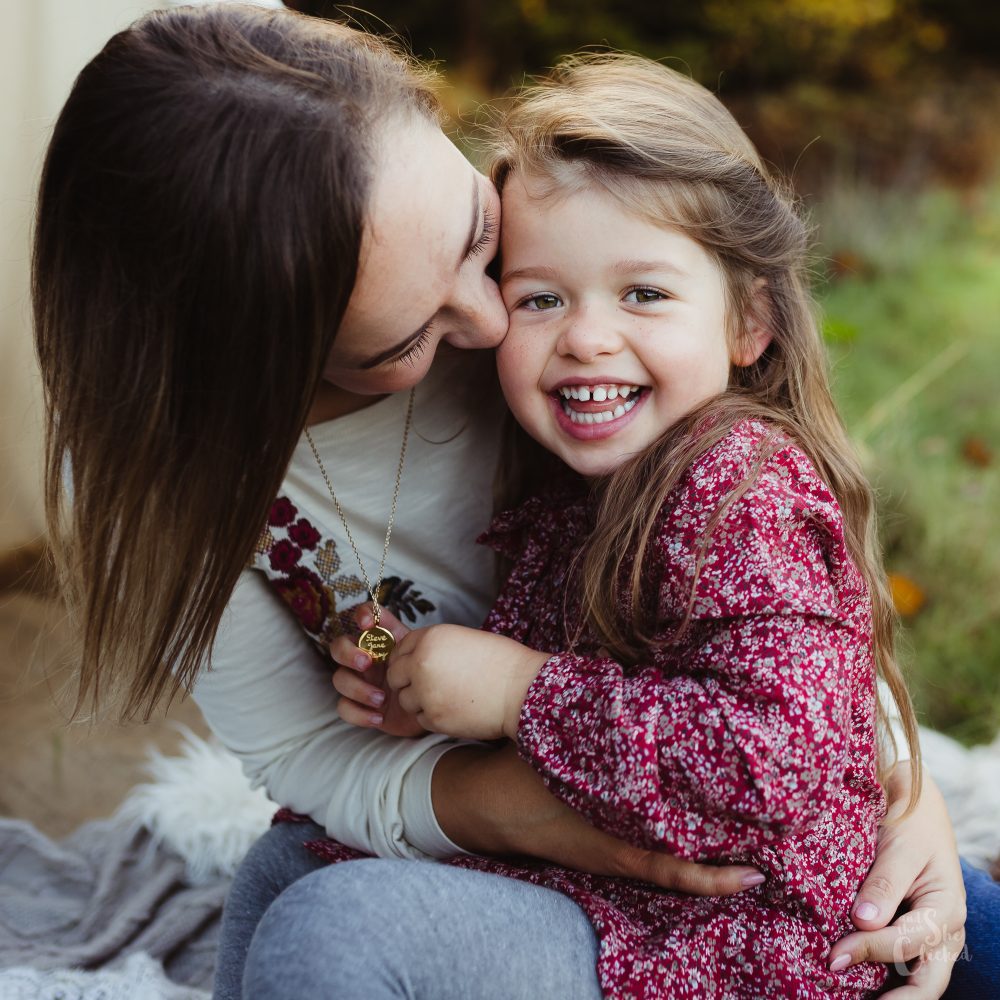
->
[31,5,984,998]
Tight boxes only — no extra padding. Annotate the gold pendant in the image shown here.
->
[358,625,395,663]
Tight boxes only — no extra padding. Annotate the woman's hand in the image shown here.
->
[433,741,768,896]
[387,625,549,740]
[827,767,966,999]
[328,606,426,738]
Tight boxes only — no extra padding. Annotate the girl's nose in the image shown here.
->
[557,307,624,363]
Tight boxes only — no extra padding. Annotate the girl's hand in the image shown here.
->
[387,625,550,740]
[328,605,427,738]
[827,768,966,999]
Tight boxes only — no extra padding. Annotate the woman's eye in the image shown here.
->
[390,324,433,368]
[468,203,498,258]
[624,287,666,304]
[520,293,562,311]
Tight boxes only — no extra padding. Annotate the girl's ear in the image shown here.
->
[732,277,774,367]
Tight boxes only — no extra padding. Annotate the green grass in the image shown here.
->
[813,182,1000,745]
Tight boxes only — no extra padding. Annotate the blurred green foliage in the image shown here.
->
[815,186,1000,743]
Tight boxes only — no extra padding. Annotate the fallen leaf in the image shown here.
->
[888,573,927,617]
[961,436,993,467]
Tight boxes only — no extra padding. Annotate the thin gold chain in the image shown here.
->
[303,387,416,627]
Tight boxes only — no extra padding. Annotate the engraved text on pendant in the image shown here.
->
[358,625,395,663]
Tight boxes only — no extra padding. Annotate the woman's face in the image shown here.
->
[322,116,507,394]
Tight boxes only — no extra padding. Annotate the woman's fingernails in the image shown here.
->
[354,653,370,670]
[855,902,879,921]
[368,713,384,726]
[369,691,385,708]
[829,954,851,973]
[741,872,766,887]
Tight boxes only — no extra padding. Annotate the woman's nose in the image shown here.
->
[446,273,508,350]
[557,307,624,363]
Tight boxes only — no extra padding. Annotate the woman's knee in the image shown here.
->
[228,820,326,903]
[242,861,409,999]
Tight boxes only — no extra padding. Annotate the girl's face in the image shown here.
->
[497,173,738,479]
[322,117,507,394]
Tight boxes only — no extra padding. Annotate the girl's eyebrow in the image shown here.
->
[500,264,559,285]
[612,258,690,278]
[501,259,691,287]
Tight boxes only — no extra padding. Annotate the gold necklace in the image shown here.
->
[303,387,415,662]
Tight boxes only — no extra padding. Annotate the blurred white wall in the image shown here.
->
[0,1,157,551]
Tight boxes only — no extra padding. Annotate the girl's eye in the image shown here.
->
[520,293,562,311]
[390,324,433,368]
[468,203,498,258]
[624,287,666,304]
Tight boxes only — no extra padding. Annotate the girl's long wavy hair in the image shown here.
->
[33,5,439,720]
[492,54,920,807]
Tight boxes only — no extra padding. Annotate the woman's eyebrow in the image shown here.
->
[357,177,482,370]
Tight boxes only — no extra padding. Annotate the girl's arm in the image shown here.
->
[513,609,855,858]
[382,604,855,860]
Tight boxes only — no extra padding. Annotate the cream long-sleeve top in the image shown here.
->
[191,348,909,861]
[192,349,502,859]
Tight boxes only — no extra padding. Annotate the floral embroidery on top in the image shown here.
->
[253,495,436,645]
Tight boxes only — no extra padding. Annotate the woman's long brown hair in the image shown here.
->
[33,5,439,720]
[492,54,921,809]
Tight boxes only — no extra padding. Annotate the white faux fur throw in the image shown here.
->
[118,727,276,885]
[0,952,208,1000]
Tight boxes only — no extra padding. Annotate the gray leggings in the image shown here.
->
[214,820,604,999]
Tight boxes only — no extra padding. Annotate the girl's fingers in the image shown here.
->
[332,666,386,710]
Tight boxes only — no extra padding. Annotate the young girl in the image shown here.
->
[319,54,923,998]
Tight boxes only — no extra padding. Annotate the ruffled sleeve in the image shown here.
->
[514,424,873,858]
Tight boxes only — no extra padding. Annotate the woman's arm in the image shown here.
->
[432,741,767,893]
[191,570,466,859]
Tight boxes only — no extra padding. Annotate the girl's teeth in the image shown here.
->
[562,395,638,424]
[558,383,641,400]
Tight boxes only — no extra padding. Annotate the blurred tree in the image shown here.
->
[286,0,999,93]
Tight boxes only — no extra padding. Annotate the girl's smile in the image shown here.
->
[548,381,649,440]
[497,173,736,478]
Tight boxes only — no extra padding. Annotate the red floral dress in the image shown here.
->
[281,420,888,999]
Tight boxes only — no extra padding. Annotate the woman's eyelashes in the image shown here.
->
[390,324,434,368]
[468,203,498,258]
